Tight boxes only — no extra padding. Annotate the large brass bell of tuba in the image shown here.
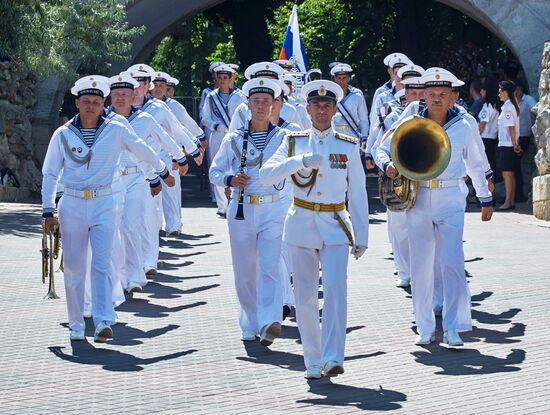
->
[379,117,452,212]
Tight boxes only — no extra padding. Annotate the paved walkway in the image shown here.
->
[1,179,549,414]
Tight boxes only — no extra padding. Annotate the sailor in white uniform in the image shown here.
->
[330,63,369,148]
[378,69,493,347]
[209,78,288,346]
[42,77,169,342]
[260,80,369,380]
[126,64,203,240]
[228,62,301,133]
[201,64,247,216]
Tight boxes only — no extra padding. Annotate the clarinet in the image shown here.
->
[234,127,249,220]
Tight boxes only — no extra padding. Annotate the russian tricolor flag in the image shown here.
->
[278,4,308,72]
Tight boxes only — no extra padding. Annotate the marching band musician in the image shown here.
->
[201,64,247,217]
[107,73,183,293]
[260,80,369,380]
[42,76,170,342]
[378,69,493,347]
[209,78,288,346]
[330,63,370,150]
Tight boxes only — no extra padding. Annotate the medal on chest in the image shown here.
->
[329,153,348,169]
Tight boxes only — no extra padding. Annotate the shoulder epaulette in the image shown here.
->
[335,132,358,144]
[286,130,309,138]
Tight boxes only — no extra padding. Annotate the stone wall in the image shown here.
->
[532,42,550,221]
[0,62,42,199]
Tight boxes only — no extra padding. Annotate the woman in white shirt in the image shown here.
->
[497,80,521,210]
[478,77,500,176]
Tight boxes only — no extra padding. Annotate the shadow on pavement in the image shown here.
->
[49,342,196,372]
[117,298,206,318]
[151,272,220,284]
[0,207,42,237]
[299,380,407,411]
[411,347,525,375]
[142,281,220,300]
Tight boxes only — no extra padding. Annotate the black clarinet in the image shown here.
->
[234,127,249,220]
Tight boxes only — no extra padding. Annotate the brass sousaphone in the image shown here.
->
[379,116,452,211]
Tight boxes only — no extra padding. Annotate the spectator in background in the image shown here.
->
[478,77,500,178]
[497,80,521,211]
[514,81,537,202]
[468,78,484,120]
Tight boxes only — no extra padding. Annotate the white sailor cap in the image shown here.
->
[282,73,296,85]
[127,64,157,81]
[242,78,281,98]
[388,55,412,69]
[244,62,285,80]
[330,63,353,76]
[276,79,290,97]
[420,67,463,88]
[328,61,344,69]
[397,64,425,79]
[383,52,408,66]
[401,76,425,89]
[71,76,110,98]
[213,64,236,76]
[153,71,171,83]
[227,63,239,71]
[209,62,224,73]
[109,73,139,90]
[166,76,179,87]
[394,88,406,101]
[301,80,343,103]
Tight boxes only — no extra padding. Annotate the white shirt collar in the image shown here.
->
[311,126,331,138]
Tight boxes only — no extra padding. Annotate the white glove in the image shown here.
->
[350,245,367,260]
[303,153,323,169]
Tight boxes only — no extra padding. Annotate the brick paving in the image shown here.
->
[1,178,549,414]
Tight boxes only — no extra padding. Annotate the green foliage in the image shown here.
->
[0,0,143,80]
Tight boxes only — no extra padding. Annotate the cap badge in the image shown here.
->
[319,86,326,96]
[118,76,122,81]
[139,65,143,70]
[435,74,440,80]
[92,82,97,87]
[259,80,264,86]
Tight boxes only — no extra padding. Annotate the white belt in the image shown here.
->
[418,179,460,189]
[120,166,140,176]
[64,187,113,200]
[242,193,280,204]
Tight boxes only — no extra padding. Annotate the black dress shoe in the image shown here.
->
[497,205,516,211]
[283,305,291,320]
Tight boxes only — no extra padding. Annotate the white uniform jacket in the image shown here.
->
[139,97,199,159]
[42,116,167,216]
[332,88,369,141]
[209,124,288,197]
[164,97,205,141]
[202,88,247,136]
[260,129,369,249]
[366,87,398,155]
[377,110,492,204]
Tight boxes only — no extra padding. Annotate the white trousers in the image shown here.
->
[59,194,118,331]
[161,158,182,233]
[280,242,295,306]
[406,187,472,335]
[388,210,410,282]
[119,173,148,288]
[289,243,349,369]
[208,133,228,213]
[227,198,285,333]
[142,188,161,270]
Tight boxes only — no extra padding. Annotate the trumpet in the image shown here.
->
[41,222,61,299]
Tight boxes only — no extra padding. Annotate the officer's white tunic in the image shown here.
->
[42,116,167,332]
[202,88,247,213]
[209,125,288,333]
[332,88,369,145]
[139,97,200,234]
[379,110,491,335]
[260,128,369,369]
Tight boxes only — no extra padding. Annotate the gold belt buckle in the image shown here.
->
[429,179,439,189]
[249,195,259,204]
[83,189,93,199]
[121,168,128,176]
[313,203,321,212]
